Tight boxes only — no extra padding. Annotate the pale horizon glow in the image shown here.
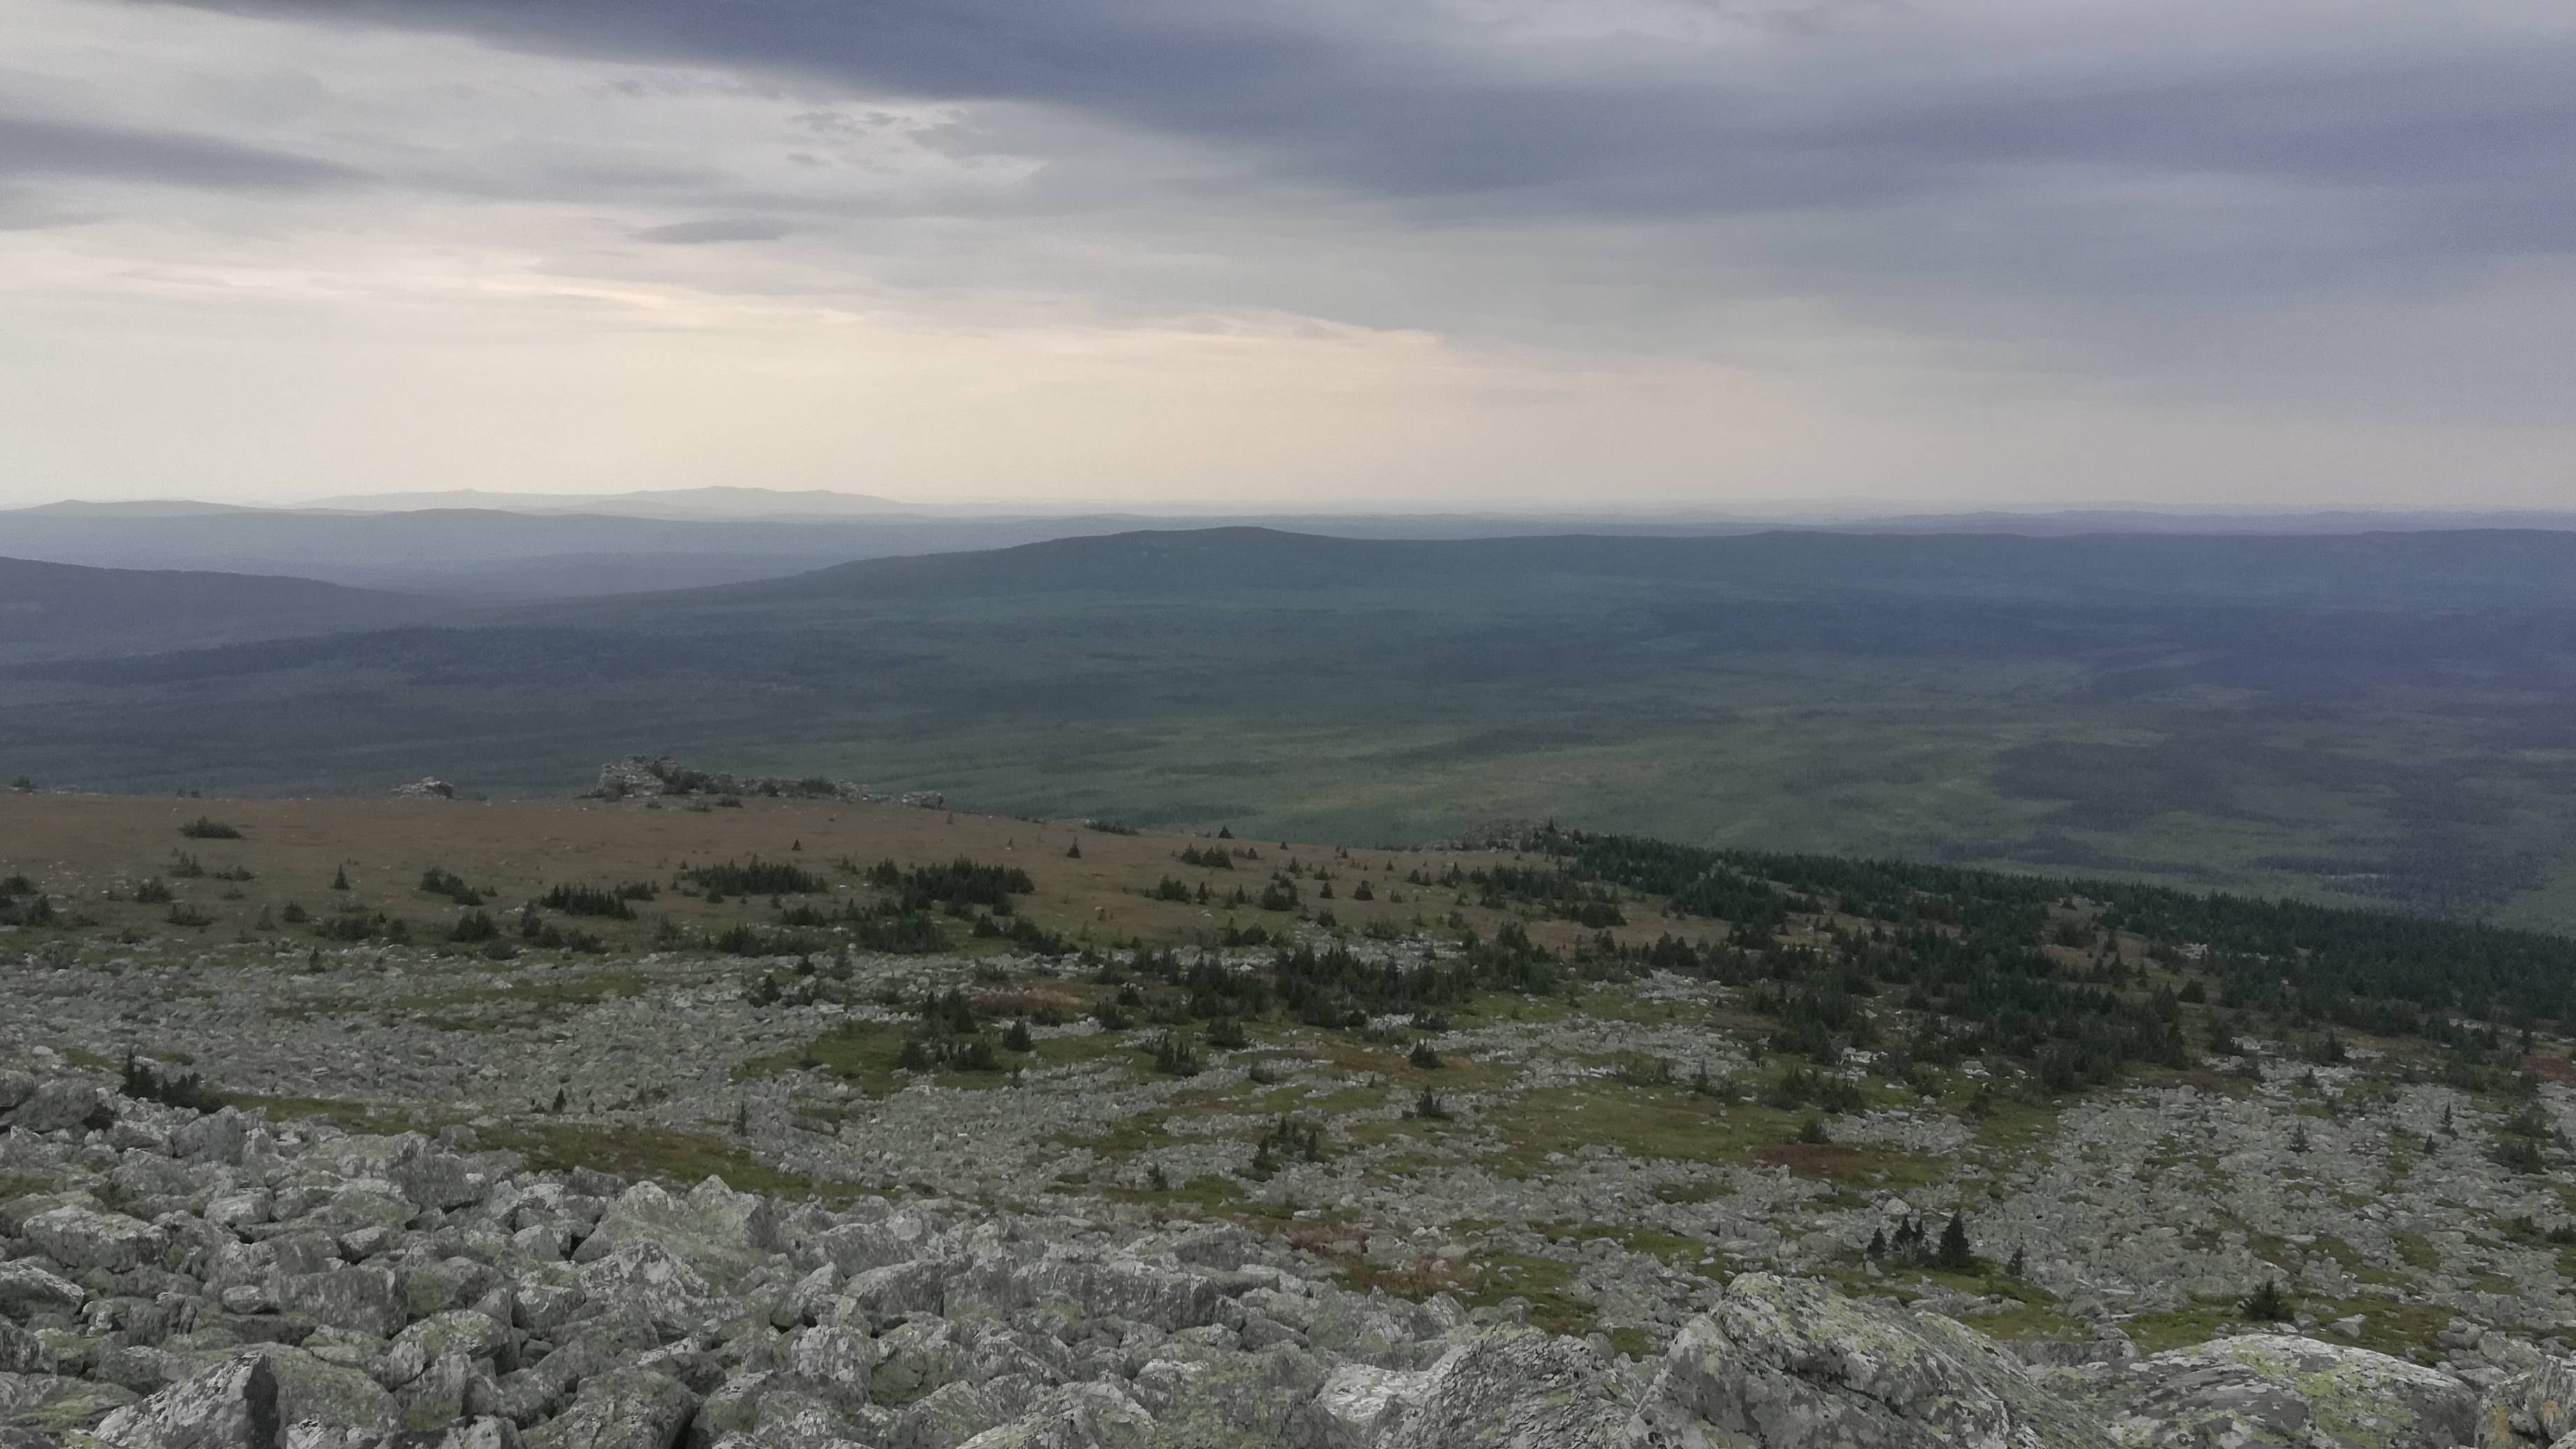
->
[2,0,2572,512]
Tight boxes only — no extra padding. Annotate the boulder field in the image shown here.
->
[0,1072,2556,1449]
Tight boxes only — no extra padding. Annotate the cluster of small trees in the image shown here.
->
[314,909,411,944]
[1150,1030,1203,1076]
[539,881,656,918]
[883,989,1032,1075]
[419,866,482,906]
[1458,863,1626,927]
[1867,1212,1980,1273]
[0,875,53,928]
[1249,1115,1326,1176]
[861,856,1036,911]
[121,1051,223,1112]
[686,858,829,895]
[1765,1065,1869,1113]
[2492,1100,2565,1174]
[519,909,604,953]
[897,1035,1001,1072]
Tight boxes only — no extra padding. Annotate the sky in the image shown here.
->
[1,0,2571,511]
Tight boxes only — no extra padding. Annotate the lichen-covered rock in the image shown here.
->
[396,1257,507,1325]
[394,1353,482,1432]
[1133,1342,1329,1441]
[2099,1334,2479,1449]
[843,1257,957,1328]
[5,1083,110,1135]
[676,1371,769,1449]
[1305,1297,1442,1370]
[0,1372,140,1434]
[0,1325,50,1379]
[781,1324,879,1411]
[390,1415,521,1449]
[1294,1363,1422,1449]
[571,1181,779,1292]
[954,1381,1155,1449]
[2481,1355,2576,1448]
[316,1183,418,1241]
[804,1216,933,1278]
[94,1353,281,1449]
[275,1268,405,1340]
[0,1263,86,1320]
[1629,1272,2114,1449]
[263,1346,402,1441]
[379,1311,512,1390]
[82,1348,388,1443]
[871,1320,972,1409]
[109,1153,205,1206]
[522,1368,697,1449]
[574,1243,716,1343]
[893,1380,1008,1449]
[173,1111,249,1167]
[390,1148,491,1215]
[1014,1257,1224,1335]
[1357,1329,1628,1449]
[22,1205,161,1274]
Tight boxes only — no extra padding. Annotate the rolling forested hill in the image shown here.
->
[0,555,441,663]
[10,527,2576,928]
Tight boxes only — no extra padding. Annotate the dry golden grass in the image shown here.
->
[0,792,1673,953]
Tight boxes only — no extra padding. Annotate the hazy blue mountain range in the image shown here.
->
[7,493,2573,599]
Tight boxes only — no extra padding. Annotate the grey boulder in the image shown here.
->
[4,1083,109,1135]
[2096,1334,2480,1449]
[22,1205,162,1275]
[94,1354,283,1449]
[521,1369,697,1449]
[1628,1272,2113,1449]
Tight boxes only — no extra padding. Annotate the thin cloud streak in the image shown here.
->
[0,114,373,191]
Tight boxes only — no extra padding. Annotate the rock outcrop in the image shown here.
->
[2074,1334,2481,1449]
[1630,1272,2115,1449]
[587,758,938,809]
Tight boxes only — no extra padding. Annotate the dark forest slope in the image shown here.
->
[0,556,440,663]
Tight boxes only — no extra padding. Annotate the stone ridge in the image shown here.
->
[588,758,941,809]
[0,1072,2556,1449]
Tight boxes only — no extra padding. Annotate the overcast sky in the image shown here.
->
[3,0,2570,510]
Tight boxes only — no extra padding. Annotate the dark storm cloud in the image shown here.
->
[633,217,794,244]
[164,0,2575,240]
[0,113,372,191]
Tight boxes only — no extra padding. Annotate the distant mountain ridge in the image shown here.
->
[11,499,277,518]
[672,524,2576,614]
[7,491,2576,600]
[0,555,440,663]
[287,485,915,519]
[15,489,2576,535]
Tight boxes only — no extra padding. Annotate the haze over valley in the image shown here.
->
[10,512,2576,932]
